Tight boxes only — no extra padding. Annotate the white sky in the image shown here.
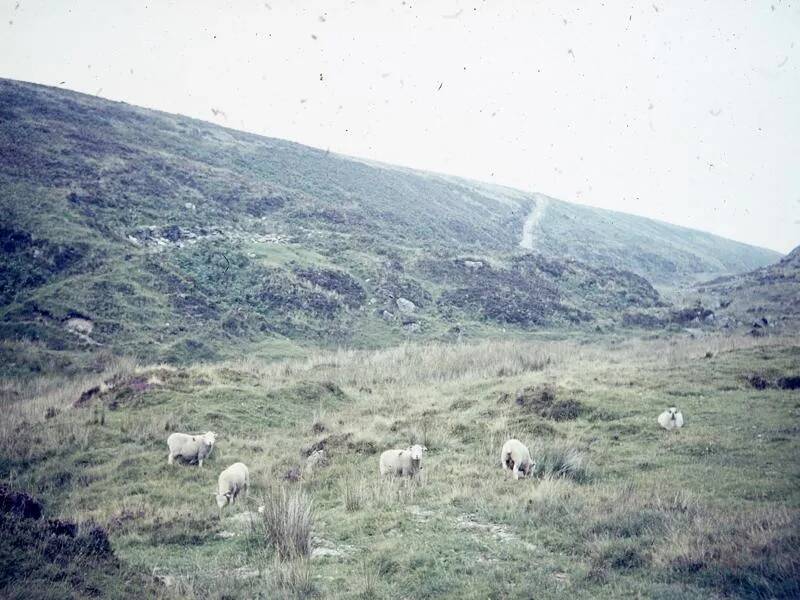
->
[2,0,799,253]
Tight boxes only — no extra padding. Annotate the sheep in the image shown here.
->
[215,462,249,509]
[167,431,217,467]
[658,407,684,431]
[379,444,426,478]
[501,438,534,480]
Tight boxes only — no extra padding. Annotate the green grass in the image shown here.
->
[0,77,784,375]
[1,333,798,598]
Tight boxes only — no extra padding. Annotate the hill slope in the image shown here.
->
[526,193,780,284]
[0,78,780,367]
[696,245,800,332]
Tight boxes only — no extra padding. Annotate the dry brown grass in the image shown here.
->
[0,355,137,460]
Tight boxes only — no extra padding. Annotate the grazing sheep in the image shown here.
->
[215,462,249,509]
[501,438,534,480]
[658,407,684,431]
[167,431,217,467]
[379,444,426,478]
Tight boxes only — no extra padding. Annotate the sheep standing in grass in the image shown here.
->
[501,438,534,480]
[167,431,217,467]
[658,407,684,431]
[379,444,426,478]
[215,462,249,509]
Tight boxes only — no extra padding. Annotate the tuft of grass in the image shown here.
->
[255,486,314,560]
[357,558,380,600]
[269,557,315,599]
[342,474,365,512]
[656,506,800,599]
[530,441,588,481]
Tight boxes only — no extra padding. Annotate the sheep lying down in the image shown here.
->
[216,462,249,509]
[379,444,427,478]
[167,431,217,467]
[501,438,534,480]
[658,407,684,431]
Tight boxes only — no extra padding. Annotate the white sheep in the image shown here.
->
[379,444,426,478]
[167,431,217,467]
[658,407,684,431]
[215,462,249,509]
[501,438,534,480]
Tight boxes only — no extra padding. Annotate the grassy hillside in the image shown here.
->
[1,334,798,598]
[0,78,781,370]
[530,195,781,284]
[695,245,800,333]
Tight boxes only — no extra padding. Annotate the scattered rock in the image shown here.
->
[311,537,354,559]
[217,530,237,539]
[227,511,260,532]
[456,515,537,552]
[402,320,420,332]
[64,317,93,334]
[396,297,416,314]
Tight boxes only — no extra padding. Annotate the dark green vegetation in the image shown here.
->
[0,78,781,371]
[1,335,798,598]
[0,485,157,598]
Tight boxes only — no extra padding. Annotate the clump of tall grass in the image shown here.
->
[255,486,314,560]
[342,474,365,512]
[269,557,315,598]
[357,558,379,599]
[531,441,588,481]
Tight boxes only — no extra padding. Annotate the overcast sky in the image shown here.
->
[2,1,798,253]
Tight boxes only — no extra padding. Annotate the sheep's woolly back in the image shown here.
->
[501,439,533,479]
[167,431,217,465]
[379,445,426,477]
[216,462,249,508]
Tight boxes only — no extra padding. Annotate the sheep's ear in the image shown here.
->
[422,446,428,451]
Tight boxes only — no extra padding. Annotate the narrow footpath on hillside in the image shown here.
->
[519,194,549,249]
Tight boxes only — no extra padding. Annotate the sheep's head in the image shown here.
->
[407,444,427,462]
[203,431,218,446]
[668,407,679,420]
[215,492,230,509]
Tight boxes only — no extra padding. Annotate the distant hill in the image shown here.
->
[696,245,800,332]
[0,78,781,368]
[524,194,779,284]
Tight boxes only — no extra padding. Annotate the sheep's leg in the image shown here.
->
[168,452,174,465]
[198,457,204,468]
[513,467,520,481]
